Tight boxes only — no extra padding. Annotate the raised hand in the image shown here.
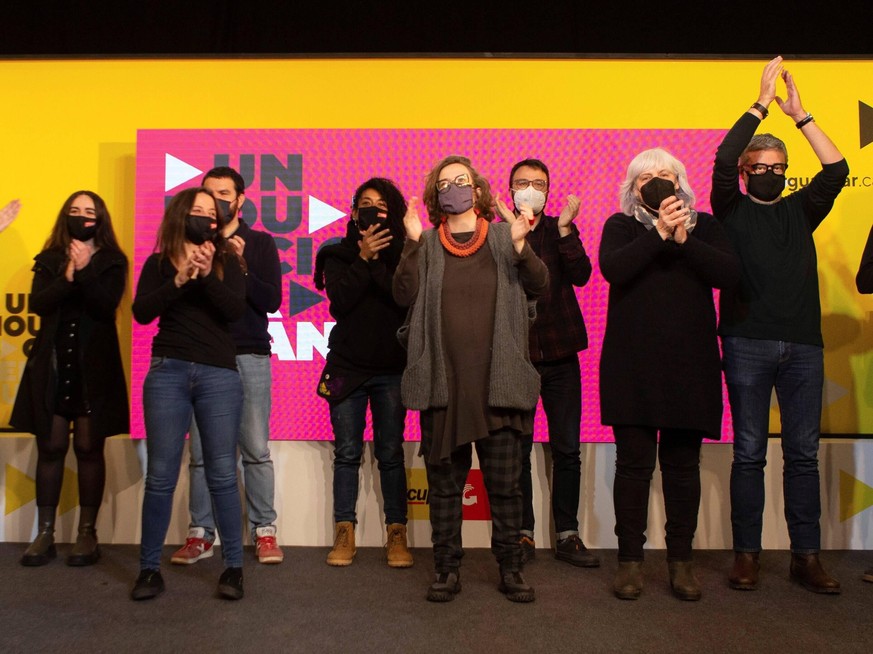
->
[558,194,581,234]
[656,196,690,243]
[403,196,423,242]
[511,203,533,252]
[358,224,393,261]
[68,239,93,271]
[227,234,245,257]
[757,56,783,108]
[0,198,21,233]
[775,69,806,122]
[493,194,516,222]
[192,241,216,278]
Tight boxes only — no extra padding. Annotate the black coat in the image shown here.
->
[598,212,740,439]
[11,248,130,439]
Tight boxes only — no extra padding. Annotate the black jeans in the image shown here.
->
[520,356,582,537]
[612,425,703,562]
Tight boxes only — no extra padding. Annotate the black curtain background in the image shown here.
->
[3,1,872,58]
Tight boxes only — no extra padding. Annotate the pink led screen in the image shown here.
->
[133,129,732,442]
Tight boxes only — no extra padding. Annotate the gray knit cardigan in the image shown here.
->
[396,221,547,411]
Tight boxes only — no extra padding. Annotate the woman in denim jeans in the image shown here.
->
[314,178,411,569]
[131,187,246,601]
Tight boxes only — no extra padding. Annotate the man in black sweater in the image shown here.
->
[712,57,848,594]
[171,166,284,566]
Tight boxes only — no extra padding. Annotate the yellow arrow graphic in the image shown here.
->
[4,464,79,515]
[5,464,36,514]
[839,470,873,521]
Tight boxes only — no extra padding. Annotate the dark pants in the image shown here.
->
[520,356,582,537]
[722,336,823,554]
[612,425,703,562]
[423,429,523,573]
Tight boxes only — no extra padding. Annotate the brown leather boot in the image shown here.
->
[729,552,760,590]
[385,523,413,568]
[21,506,57,567]
[68,506,101,566]
[613,561,643,600]
[790,553,841,594]
[668,561,702,601]
[326,521,356,566]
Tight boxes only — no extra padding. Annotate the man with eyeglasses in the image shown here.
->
[495,158,597,569]
[711,57,848,594]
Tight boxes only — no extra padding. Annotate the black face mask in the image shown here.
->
[216,198,236,222]
[66,215,97,241]
[356,205,387,230]
[639,177,677,213]
[746,170,785,202]
[185,214,217,245]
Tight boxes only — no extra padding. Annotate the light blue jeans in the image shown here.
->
[188,353,276,541]
[140,357,243,569]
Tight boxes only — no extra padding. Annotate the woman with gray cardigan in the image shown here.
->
[393,155,548,604]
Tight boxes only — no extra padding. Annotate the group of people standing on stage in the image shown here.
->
[8,57,873,602]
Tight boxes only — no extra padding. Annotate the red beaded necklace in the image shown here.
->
[438,216,489,257]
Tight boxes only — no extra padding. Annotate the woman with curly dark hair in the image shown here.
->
[393,155,548,603]
[314,177,412,569]
[13,191,129,568]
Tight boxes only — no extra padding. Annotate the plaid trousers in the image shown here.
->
[422,428,523,572]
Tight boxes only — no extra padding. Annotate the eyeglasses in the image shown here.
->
[511,179,548,192]
[745,163,788,176]
[436,174,472,193]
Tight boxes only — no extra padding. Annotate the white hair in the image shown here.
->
[619,148,696,215]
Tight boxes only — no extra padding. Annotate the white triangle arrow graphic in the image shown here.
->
[308,196,346,234]
[164,153,203,192]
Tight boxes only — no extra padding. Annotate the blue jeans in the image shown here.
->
[188,353,276,540]
[722,336,823,554]
[140,357,243,569]
[329,374,407,525]
[521,356,582,539]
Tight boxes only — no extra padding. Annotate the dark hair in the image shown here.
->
[352,177,407,272]
[155,187,231,279]
[202,166,246,195]
[44,190,123,253]
[509,158,550,188]
[422,155,494,227]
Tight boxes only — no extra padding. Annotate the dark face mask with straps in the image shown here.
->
[746,170,785,202]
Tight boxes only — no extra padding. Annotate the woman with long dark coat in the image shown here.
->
[599,148,739,601]
[12,191,129,567]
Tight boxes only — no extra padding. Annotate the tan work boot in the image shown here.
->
[385,523,414,568]
[326,521,356,566]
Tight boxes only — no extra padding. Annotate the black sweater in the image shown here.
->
[133,253,246,370]
[228,219,282,354]
[318,227,407,376]
[599,212,740,439]
[712,112,849,346]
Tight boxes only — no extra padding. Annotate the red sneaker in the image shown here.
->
[170,528,214,565]
[255,526,284,564]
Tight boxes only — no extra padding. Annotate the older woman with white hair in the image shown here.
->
[599,148,739,601]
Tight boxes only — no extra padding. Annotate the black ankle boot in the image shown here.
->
[21,506,57,567]
[68,506,100,566]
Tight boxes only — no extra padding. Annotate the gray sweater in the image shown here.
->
[393,221,548,411]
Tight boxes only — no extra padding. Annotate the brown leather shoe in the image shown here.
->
[613,561,643,600]
[790,553,841,594]
[729,552,760,590]
[668,561,702,601]
[863,566,873,583]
